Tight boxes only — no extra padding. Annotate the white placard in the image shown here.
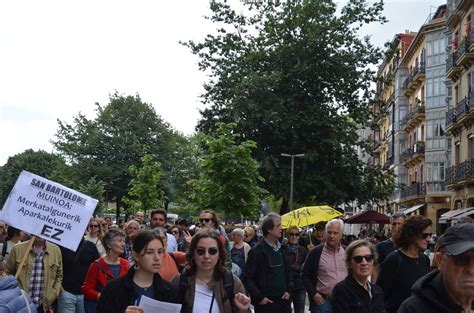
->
[138,295,182,313]
[0,170,97,251]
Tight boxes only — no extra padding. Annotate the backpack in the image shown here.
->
[179,269,235,306]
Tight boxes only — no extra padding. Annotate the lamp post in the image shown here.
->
[281,153,305,211]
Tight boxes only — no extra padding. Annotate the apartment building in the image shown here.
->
[443,0,474,226]
[372,5,449,232]
[372,33,415,214]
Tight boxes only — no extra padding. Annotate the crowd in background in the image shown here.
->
[0,210,472,313]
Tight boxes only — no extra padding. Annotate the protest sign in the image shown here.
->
[0,170,97,251]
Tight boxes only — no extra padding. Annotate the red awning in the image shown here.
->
[345,210,390,224]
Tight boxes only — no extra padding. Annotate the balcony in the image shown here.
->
[400,182,426,200]
[400,142,425,166]
[446,50,462,80]
[446,0,462,28]
[456,96,474,126]
[402,102,425,131]
[457,27,474,67]
[446,107,457,131]
[445,159,474,188]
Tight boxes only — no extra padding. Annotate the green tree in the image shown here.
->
[0,149,70,205]
[183,1,393,213]
[53,92,178,218]
[189,123,266,218]
[123,154,165,215]
[78,176,106,216]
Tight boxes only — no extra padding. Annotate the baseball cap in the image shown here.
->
[439,223,474,255]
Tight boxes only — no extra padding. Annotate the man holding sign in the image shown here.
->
[6,236,63,313]
[0,171,98,313]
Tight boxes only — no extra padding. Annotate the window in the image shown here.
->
[427,162,445,181]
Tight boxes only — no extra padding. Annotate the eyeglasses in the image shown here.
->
[288,233,300,237]
[352,254,375,263]
[421,233,432,239]
[90,225,99,228]
[446,253,474,267]
[171,231,179,235]
[195,247,219,256]
[199,218,212,223]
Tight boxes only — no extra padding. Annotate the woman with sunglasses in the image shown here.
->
[285,226,307,313]
[96,230,180,313]
[85,218,106,257]
[331,240,384,313]
[171,228,251,313]
[376,215,432,313]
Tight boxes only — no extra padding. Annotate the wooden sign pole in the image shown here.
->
[15,236,36,279]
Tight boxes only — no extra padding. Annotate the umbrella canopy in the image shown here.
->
[345,210,390,224]
[281,205,342,228]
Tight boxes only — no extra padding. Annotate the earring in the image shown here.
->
[134,263,140,270]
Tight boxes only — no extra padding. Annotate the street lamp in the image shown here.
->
[281,153,305,211]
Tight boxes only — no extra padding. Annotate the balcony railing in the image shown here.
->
[411,62,426,80]
[400,182,426,199]
[445,159,474,186]
[446,107,457,128]
[401,102,425,129]
[400,142,425,164]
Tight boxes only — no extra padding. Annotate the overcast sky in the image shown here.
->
[0,0,446,166]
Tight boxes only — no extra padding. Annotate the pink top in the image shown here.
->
[316,244,347,296]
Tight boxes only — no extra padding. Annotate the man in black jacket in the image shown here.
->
[58,238,100,312]
[398,223,474,313]
[243,213,293,313]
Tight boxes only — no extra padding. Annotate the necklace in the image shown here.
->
[196,276,212,285]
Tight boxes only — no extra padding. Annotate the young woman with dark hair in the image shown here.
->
[172,228,251,313]
[376,215,432,313]
[96,230,180,313]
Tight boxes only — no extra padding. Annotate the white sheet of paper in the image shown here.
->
[138,295,182,313]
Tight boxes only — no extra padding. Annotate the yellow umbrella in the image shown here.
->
[281,205,342,228]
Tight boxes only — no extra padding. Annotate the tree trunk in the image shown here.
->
[279,198,289,216]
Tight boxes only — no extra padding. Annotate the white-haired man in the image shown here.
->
[301,219,347,313]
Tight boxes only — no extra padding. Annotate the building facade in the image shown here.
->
[444,0,474,226]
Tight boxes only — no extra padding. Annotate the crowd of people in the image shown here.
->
[0,209,472,313]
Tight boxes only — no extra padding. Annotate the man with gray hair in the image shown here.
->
[376,212,406,264]
[301,219,346,313]
[243,213,292,313]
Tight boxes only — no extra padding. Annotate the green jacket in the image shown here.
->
[5,240,63,312]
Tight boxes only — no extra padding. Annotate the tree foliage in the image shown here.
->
[189,123,266,218]
[78,176,106,216]
[53,92,179,215]
[123,154,165,215]
[0,149,68,205]
[183,0,393,212]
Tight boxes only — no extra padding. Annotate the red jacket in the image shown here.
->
[81,256,129,301]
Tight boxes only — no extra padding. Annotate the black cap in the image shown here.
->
[439,223,474,256]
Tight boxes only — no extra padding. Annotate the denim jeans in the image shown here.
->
[291,289,306,313]
[310,298,332,313]
[57,290,85,313]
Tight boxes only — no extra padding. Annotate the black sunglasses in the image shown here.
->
[90,225,99,228]
[195,247,219,256]
[200,218,212,223]
[172,230,179,234]
[288,233,300,237]
[421,233,432,239]
[446,253,474,267]
[352,254,375,263]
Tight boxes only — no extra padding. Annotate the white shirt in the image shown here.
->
[193,284,220,313]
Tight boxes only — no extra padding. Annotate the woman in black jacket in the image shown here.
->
[97,230,180,313]
[331,240,384,313]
